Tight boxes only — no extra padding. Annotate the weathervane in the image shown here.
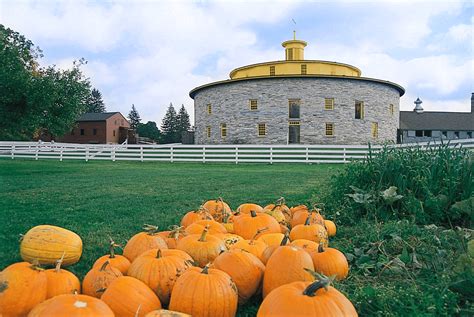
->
[292,18,296,39]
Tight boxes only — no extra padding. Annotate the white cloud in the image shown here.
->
[447,23,472,42]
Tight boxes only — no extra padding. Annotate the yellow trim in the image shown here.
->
[250,99,258,110]
[258,123,266,137]
[206,126,211,138]
[325,98,334,110]
[207,104,212,114]
[325,123,334,136]
[355,101,364,119]
[371,122,378,138]
[220,123,227,138]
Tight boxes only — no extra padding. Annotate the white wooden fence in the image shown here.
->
[0,139,473,164]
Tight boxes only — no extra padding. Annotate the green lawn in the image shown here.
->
[1,159,471,316]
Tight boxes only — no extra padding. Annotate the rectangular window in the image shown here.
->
[415,130,423,137]
[289,99,300,119]
[93,128,97,136]
[220,123,227,138]
[270,66,275,76]
[468,131,472,138]
[288,124,300,143]
[301,64,307,75]
[324,98,334,110]
[250,99,258,110]
[355,101,364,119]
[325,123,334,136]
[80,129,85,136]
[424,130,432,137]
[287,48,293,60]
[371,122,378,138]
[258,123,266,136]
[207,104,212,114]
[390,104,394,116]
[206,126,211,138]
[442,131,447,138]
[454,131,459,138]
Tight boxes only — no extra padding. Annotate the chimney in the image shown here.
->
[414,98,423,113]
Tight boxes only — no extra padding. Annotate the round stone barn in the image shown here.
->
[190,36,405,145]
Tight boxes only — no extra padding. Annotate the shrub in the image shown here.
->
[322,143,472,227]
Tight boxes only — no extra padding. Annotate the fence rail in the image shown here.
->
[1,139,473,164]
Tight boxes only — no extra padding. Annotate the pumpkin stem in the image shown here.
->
[54,252,65,272]
[250,227,268,244]
[156,249,162,258]
[302,278,331,296]
[318,242,325,253]
[99,260,110,271]
[250,210,257,217]
[30,259,44,271]
[143,224,159,235]
[304,214,312,226]
[108,237,121,258]
[201,264,211,274]
[199,225,210,242]
[280,232,290,246]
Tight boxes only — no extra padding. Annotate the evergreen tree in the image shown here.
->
[128,104,141,129]
[136,121,161,142]
[176,104,191,135]
[161,103,178,143]
[85,88,106,113]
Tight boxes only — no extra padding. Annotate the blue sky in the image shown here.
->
[1,0,472,124]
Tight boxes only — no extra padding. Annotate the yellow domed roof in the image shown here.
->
[229,35,361,79]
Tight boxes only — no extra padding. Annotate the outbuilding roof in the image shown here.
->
[399,111,473,130]
[77,112,121,122]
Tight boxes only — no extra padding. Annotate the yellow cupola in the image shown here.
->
[282,31,307,61]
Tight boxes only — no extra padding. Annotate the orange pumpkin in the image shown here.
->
[0,262,47,317]
[324,219,337,237]
[263,246,314,298]
[101,276,162,317]
[157,226,187,249]
[202,198,232,223]
[257,276,358,316]
[180,207,214,228]
[82,261,122,298]
[123,225,168,262]
[289,216,328,244]
[184,220,227,235]
[291,239,319,252]
[214,233,244,249]
[289,204,308,217]
[45,255,81,299]
[233,210,280,240]
[28,294,114,317]
[257,233,287,246]
[169,266,238,317]
[176,226,226,267]
[310,244,349,280]
[137,249,193,262]
[264,197,292,223]
[229,228,268,262]
[145,310,191,317]
[290,209,325,228]
[127,249,192,306]
[93,238,131,275]
[260,233,290,265]
[212,249,265,304]
[236,203,263,214]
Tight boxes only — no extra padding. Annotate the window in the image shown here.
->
[287,48,293,60]
[442,131,447,138]
[355,101,364,119]
[424,130,432,137]
[325,123,334,136]
[114,120,118,125]
[220,123,227,138]
[301,64,307,75]
[206,126,211,138]
[289,99,300,119]
[270,66,275,76]
[289,122,300,143]
[390,104,394,116]
[258,123,266,136]
[468,131,472,138]
[207,104,212,114]
[454,131,459,138]
[415,130,423,137]
[80,129,85,136]
[408,130,415,137]
[113,130,116,137]
[324,98,334,110]
[93,128,97,136]
[250,99,258,110]
[371,122,378,138]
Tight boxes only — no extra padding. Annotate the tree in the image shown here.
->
[128,104,141,129]
[161,103,179,143]
[0,24,91,140]
[176,104,191,135]
[85,88,106,113]
[136,121,161,142]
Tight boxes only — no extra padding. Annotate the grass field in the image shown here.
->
[1,159,471,316]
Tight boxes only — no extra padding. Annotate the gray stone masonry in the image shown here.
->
[193,77,401,145]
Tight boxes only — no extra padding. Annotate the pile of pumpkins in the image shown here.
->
[0,197,357,317]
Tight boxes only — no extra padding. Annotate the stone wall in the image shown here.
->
[193,77,401,145]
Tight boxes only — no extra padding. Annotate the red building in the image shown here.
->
[58,112,132,144]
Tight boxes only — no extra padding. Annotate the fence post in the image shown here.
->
[235,147,238,164]
[35,144,39,160]
[11,145,15,160]
[343,147,346,163]
[203,147,206,163]
[111,147,115,162]
[270,147,273,164]
[140,146,143,162]
[170,146,174,163]
[60,147,63,162]
[85,147,89,162]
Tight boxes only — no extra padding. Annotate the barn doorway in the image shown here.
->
[288,122,300,144]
